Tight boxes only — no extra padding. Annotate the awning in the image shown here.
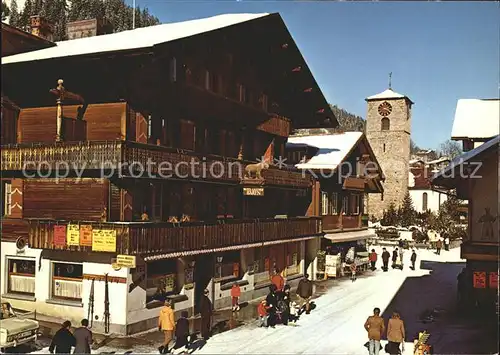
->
[143,235,321,261]
[324,229,375,243]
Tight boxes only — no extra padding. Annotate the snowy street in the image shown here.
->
[24,246,498,354]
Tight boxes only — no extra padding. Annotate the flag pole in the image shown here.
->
[132,0,136,29]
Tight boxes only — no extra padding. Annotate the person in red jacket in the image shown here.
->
[271,268,285,292]
[257,300,270,327]
[369,249,378,271]
[231,282,241,311]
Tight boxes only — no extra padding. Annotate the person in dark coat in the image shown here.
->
[410,250,417,270]
[174,311,190,349]
[296,273,313,314]
[73,318,92,354]
[200,289,212,340]
[265,284,278,328]
[281,284,292,325]
[391,248,398,269]
[49,321,75,354]
[381,248,390,272]
[436,239,443,255]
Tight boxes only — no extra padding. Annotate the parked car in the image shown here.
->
[0,302,39,351]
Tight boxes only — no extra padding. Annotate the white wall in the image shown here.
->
[410,189,447,213]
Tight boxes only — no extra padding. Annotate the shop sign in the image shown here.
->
[53,225,67,247]
[66,224,80,246]
[489,272,498,289]
[92,229,117,252]
[116,255,136,268]
[473,271,486,288]
[79,225,93,247]
[243,187,264,196]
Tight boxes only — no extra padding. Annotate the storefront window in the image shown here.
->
[215,251,240,280]
[52,262,83,301]
[146,259,177,303]
[7,258,35,296]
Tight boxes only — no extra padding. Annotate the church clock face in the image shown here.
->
[378,101,392,116]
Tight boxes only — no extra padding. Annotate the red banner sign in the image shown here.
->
[53,225,67,247]
[473,271,486,288]
[489,272,498,289]
[79,225,93,247]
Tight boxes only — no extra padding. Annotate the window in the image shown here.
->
[330,192,339,215]
[422,192,428,211]
[2,181,11,216]
[254,246,270,274]
[259,93,268,111]
[146,259,177,303]
[169,57,177,82]
[342,196,349,215]
[383,143,386,152]
[352,194,361,215]
[321,192,329,215]
[237,84,246,102]
[7,258,36,296]
[215,251,240,280]
[204,70,210,90]
[381,117,390,131]
[52,262,83,302]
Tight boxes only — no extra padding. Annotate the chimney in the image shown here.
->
[66,18,113,40]
[30,15,54,41]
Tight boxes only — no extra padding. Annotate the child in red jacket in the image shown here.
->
[257,300,270,327]
[231,282,241,311]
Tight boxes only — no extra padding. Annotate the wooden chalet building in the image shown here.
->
[1,13,337,334]
[432,135,499,313]
[286,131,384,276]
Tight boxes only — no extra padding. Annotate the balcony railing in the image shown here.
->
[321,214,367,232]
[27,217,321,255]
[1,140,313,188]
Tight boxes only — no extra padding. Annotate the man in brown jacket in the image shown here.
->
[387,311,405,355]
[364,307,385,355]
[296,274,313,314]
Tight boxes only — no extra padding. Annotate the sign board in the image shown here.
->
[325,254,340,277]
[92,229,117,252]
[116,255,136,268]
[79,225,93,247]
[66,224,80,246]
[489,272,498,289]
[53,225,67,247]
[473,271,486,288]
[243,187,264,196]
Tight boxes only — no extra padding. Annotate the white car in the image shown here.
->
[0,303,39,351]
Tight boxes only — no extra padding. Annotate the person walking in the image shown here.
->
[230,282,241,312]
[73,318,92,354]
[381,248,390,272]
[350,262,357,282]
[436,239,442,255]
[391,248,398,269]
[265,284,279,328]
[399,248,405,268]
[364,307,385,355]
[369,249,378,271]
[174,311,190,350]
[281,284,292,325]
[200,289,213,340]
[296,273,313,314]
[49,321,75,354]
[387,311,406,355]
[257,300,270,327]
[158,300,175,354]
[444,235,450,251]
[410,249,417,270]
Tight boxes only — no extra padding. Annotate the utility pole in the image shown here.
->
[132,0,136,29]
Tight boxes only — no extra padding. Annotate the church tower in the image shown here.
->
[365,86,413,218]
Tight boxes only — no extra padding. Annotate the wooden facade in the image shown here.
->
[1,14,332,257]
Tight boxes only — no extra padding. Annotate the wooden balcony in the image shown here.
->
[1,141,313,188]
[321,214,368,232]
[26,217,321,255]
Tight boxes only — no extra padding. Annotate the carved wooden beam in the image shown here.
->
[49,79,85,142]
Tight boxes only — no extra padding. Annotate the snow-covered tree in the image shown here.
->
[398,191,416,227]
[2,1,10,21]
[9,0,20,26]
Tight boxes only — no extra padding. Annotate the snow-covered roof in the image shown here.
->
[365,88,413,103]
[432,135,499,183]
[286,132,363,170]
[426,157,450,165]
[451,99,500,140]
[2,13,269,64]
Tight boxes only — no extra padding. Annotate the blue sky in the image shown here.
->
[130,1,499,150]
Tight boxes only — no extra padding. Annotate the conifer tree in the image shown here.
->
[381,203,398,227]
[2,1,10,21]
[399,191,416,227]
[10,0,20,26]
[19,0,33,30]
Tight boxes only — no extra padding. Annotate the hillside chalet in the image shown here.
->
[1,13,338,334]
